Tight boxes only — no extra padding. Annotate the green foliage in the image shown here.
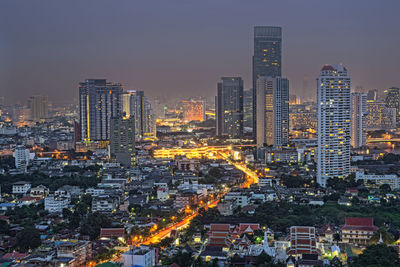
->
[280,175,311,188]
[0,219,9,234]
[79,212,113,240]
[15,226,41,252]
[349,244,400,267]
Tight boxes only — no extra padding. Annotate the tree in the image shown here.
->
[0,219,9,234]
[349,244,400,267]
[16,226,41,252]
[380,184,392,194]
[80,212,112,240]
[369,229,395,245]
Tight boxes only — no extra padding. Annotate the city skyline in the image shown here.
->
[1,0,400,104]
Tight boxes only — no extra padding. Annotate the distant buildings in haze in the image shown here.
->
[216,77,244,138]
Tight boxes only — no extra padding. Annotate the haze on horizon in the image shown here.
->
[0,0,399,104]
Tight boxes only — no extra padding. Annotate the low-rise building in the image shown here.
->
[355,171,399,189]
[92,195,119,213]
[12,181,31,195]
[45,194,70,213]
[55,240,92,267]
[30,185,49,198]
[224,192,248,207]
[340,217,377,245]
[121,246,156,267]
[286,226,320,257]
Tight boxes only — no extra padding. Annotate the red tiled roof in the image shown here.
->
[321,65,334,71]
[210,224,231,232]
[238,223,259,235]
[2,252,28,260]
[340,217,377,231]
[100,228,125,238]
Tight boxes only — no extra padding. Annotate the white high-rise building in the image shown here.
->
[351,92,367,148]
[317,65,351,187]
[13,146,31,172]
[256,77,289,147]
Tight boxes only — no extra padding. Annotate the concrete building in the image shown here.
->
[286,226,320,256]
[350,92,367,148]
[44,194,70,213]
[182,100,205,122]
[366,101,396,130]
[316,65,351,187]
[340,217,377,245]
[13,146,32,172]
[121,246,156,267]
[122,90,155,138]
[384,87,400,125]
[79,79,123,142]
[110,117,135,167]
[12,181,31,195]
[92,195,119,213]
[27,95,49,121]
[355,171,400,189]
[252,26,282,139]
[256,77,289,147]
[55,241,92,267]
[216,77,244,138]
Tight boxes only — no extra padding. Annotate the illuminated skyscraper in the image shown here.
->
[216,77,244,138]
[182,100,205,122]
[110,117,135,167]
[27,95,48,121]
[79,79,123,142]
[384,87,400,124]
[367,89,378,101]
[252,26,282,139]
[350,92,367,148]
[122,90,155,138]
[256,77,289,147]
[317,65,351,187]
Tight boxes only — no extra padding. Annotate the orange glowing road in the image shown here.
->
[142,199,220,245]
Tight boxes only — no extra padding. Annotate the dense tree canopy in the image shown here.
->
[349,244,400,267]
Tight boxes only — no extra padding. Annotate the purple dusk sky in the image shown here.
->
[1,0,399,104]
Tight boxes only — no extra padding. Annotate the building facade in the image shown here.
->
[110,117,135,167]
[122,90,155,138]
[316,65,351,187]
[182,100,205,122]
[350,92,367,148]
[216,77,244,138]
[79,79,123,142]
[256,77,289,147]
[252,26,282,139]
[27,95,49,121]
[384,87,400,125]
[365,101,396,130]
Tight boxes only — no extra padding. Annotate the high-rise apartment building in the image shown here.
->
[79,79,123,142]
[256,77,289,147]
[384,87,400,125]
[317,65,351,187]
[122,90,155,138]
[110,117,135,167]
[28,95,49,121]
[366,101,396,130]
[13,146,31,172]
[351,92,367,148]
[182,100,205,122]
[252,26,282,139]
[216,77,244,138]
[243,89,253,128]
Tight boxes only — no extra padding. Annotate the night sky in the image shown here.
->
[1,0,399,104]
